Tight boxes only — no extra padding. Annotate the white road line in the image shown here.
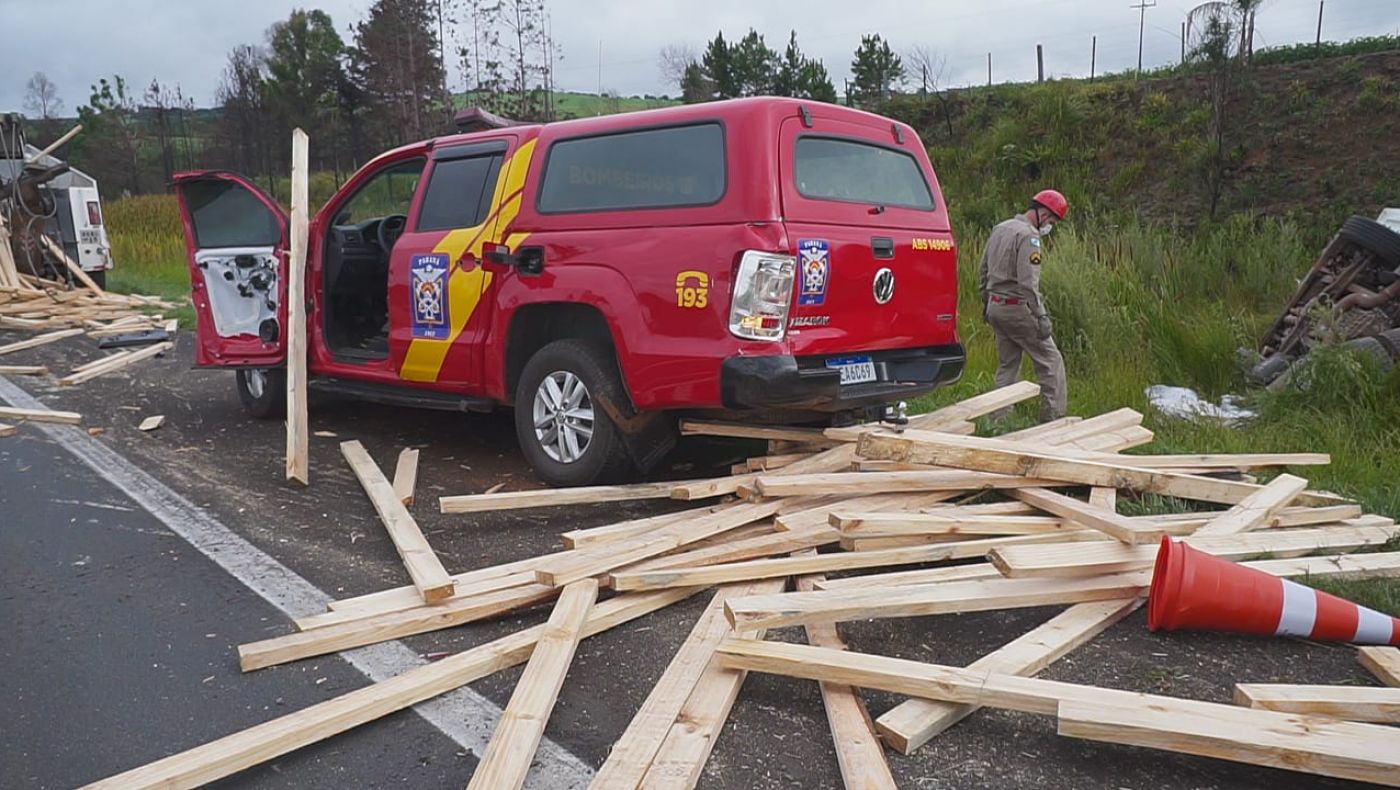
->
[0,376,594,788]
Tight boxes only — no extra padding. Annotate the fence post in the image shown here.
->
[1036,44,1044,82]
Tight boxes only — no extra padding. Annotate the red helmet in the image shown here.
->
[1032,189,1069,220]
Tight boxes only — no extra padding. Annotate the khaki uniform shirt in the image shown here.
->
[978,216,1046,317]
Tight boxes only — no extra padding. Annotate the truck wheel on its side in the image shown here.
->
[1339,216,1400,269]
[236,367,287,419]
[515,339,633,487]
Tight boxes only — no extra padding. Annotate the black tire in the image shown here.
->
[1339,216,1400,269]
[235,367,286,419]
[87,269,107,290]
[514,339,633,487]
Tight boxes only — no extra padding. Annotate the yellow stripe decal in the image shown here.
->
[399,139,536,382]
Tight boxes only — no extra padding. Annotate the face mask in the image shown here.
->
[1038,224,1055,236]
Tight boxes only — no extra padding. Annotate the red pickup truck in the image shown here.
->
[174,97,964,486]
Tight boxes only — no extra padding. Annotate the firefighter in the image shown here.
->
[979,189,1069,422]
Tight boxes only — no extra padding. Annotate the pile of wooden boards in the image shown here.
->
[81,381,1400,789]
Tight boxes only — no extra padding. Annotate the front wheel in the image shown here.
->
[235,367,286,419]
[514,339,633,487]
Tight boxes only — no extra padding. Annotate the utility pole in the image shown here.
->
[987,52,992,86]
[1316,0,1325,47]
[1131,0,1156,77]
[596,41,602,116]
[1091,36,1097,82]
[1181,21,1186,63]
[1036,44,1044,82]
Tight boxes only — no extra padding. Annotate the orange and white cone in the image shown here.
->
[1148,536,1399,645]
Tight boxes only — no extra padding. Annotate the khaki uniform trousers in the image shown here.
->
[986,301,1066,422]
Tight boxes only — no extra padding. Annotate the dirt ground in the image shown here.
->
[0,332,1384,789]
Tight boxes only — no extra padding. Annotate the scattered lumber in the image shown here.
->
[0,405,82,425]
[716,638,1400,787]
[340,440,455,603]
[1190,473,1309,536]
[0,422,14,437]
[57,341,172,385]
[680,419,841,446]
[137,415,165,432]
[391,447,419,506]
[442,478,709,513]
[467,580,597,790]
[987,523,1399,579]
[0,327,84,355]
[84,588,698,789]
[0,364,46,375]
[285,129,310,486]
[1360,647,1400,687]
[1233,683,1400,723]
[591,578,785,789]
[1011,487,1165,544]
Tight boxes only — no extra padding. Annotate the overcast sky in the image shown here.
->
[3,0,1397,112]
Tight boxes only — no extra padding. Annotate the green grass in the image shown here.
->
[103,193,195,326]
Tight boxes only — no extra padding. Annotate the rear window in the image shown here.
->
[794,137,935,211]
[417,154,503,231]
[537,123,726,213]
[182,180,281,248]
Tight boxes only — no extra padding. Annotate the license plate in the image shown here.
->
[825,355,877,385]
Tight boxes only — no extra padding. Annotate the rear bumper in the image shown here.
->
[720,344,966,411]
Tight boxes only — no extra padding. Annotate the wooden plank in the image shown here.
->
[832,511,1067,536]
[0,405,82,425]
[340,440,455,603]
[442,479,711,513]
[295,571,541,631]
[988,524,1399,579]
[562,505,722,549]
[1057,698,1400,787]
[680,420,840,445]
[610,527,837,582]
[795,573,897,790]
[239,583,557,671]
[285,128,310,486]
[83,588,697,790]
[724,572,1151,631]
[813,563,1003,590]
[1092,453,1330,470]
[672,474,756,501]
[0,364,47,375]
[57,342,172,385]
[0,327,85,356]
[391,448,419,506]
[1191,473,1309,536]
[612,531,1102,592]
[857,430,1345,507]
[1245,551,1400,581]
[1360,648,1400,687]
[876,599,1144,753]
[37,233,106,294]
[1233,683,1400,723]
[536,500,784,587]
[755,469,1063,498]
[1012,487,1163,544]
[715,639,1400,787]
[774,491,961,532]
[467,580,597,790]
[0,422,15,437]
[591,578,784,789]
[137,415,165,432]
[745,452,812,471]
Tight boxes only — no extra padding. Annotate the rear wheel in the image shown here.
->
[236,367,286,419]
[1339,216,1400,269]
[514,339,633,486]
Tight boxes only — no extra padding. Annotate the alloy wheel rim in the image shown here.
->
[532,370,594,464]
[246,369,267,399]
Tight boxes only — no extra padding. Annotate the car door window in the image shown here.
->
[336,159,425,225]
[417,154,504,231]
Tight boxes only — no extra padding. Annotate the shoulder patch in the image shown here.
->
[1029,236,1042,248]
[1029,251,1042,265]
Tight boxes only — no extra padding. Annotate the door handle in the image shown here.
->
[871,237,895,259]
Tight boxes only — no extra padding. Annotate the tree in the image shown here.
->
[1192,14,1243,219]
[849,34,904,109]
[263,9,347,170]
[76,76,142,196]
[659,43,698,90]
[730,29,776,96]
[23,72,63,120]
[354,0,447,146]
[680,60,714,103]
[773,31,836,102]
[143,78,180,185]
[213,45,273,183]
[905,44,953,137]
[701,31,738,99]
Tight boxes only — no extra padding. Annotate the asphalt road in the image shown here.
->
[0,333,1386,789]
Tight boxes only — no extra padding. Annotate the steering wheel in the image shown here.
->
[377,214,408,252]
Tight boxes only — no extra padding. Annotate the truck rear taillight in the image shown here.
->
[729,250,795,341]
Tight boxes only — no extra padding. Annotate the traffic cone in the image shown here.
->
[1148,536,1399,646]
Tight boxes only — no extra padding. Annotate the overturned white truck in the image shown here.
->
[1250,210,1400,386]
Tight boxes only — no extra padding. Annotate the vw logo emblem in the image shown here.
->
[873,268,895,304]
